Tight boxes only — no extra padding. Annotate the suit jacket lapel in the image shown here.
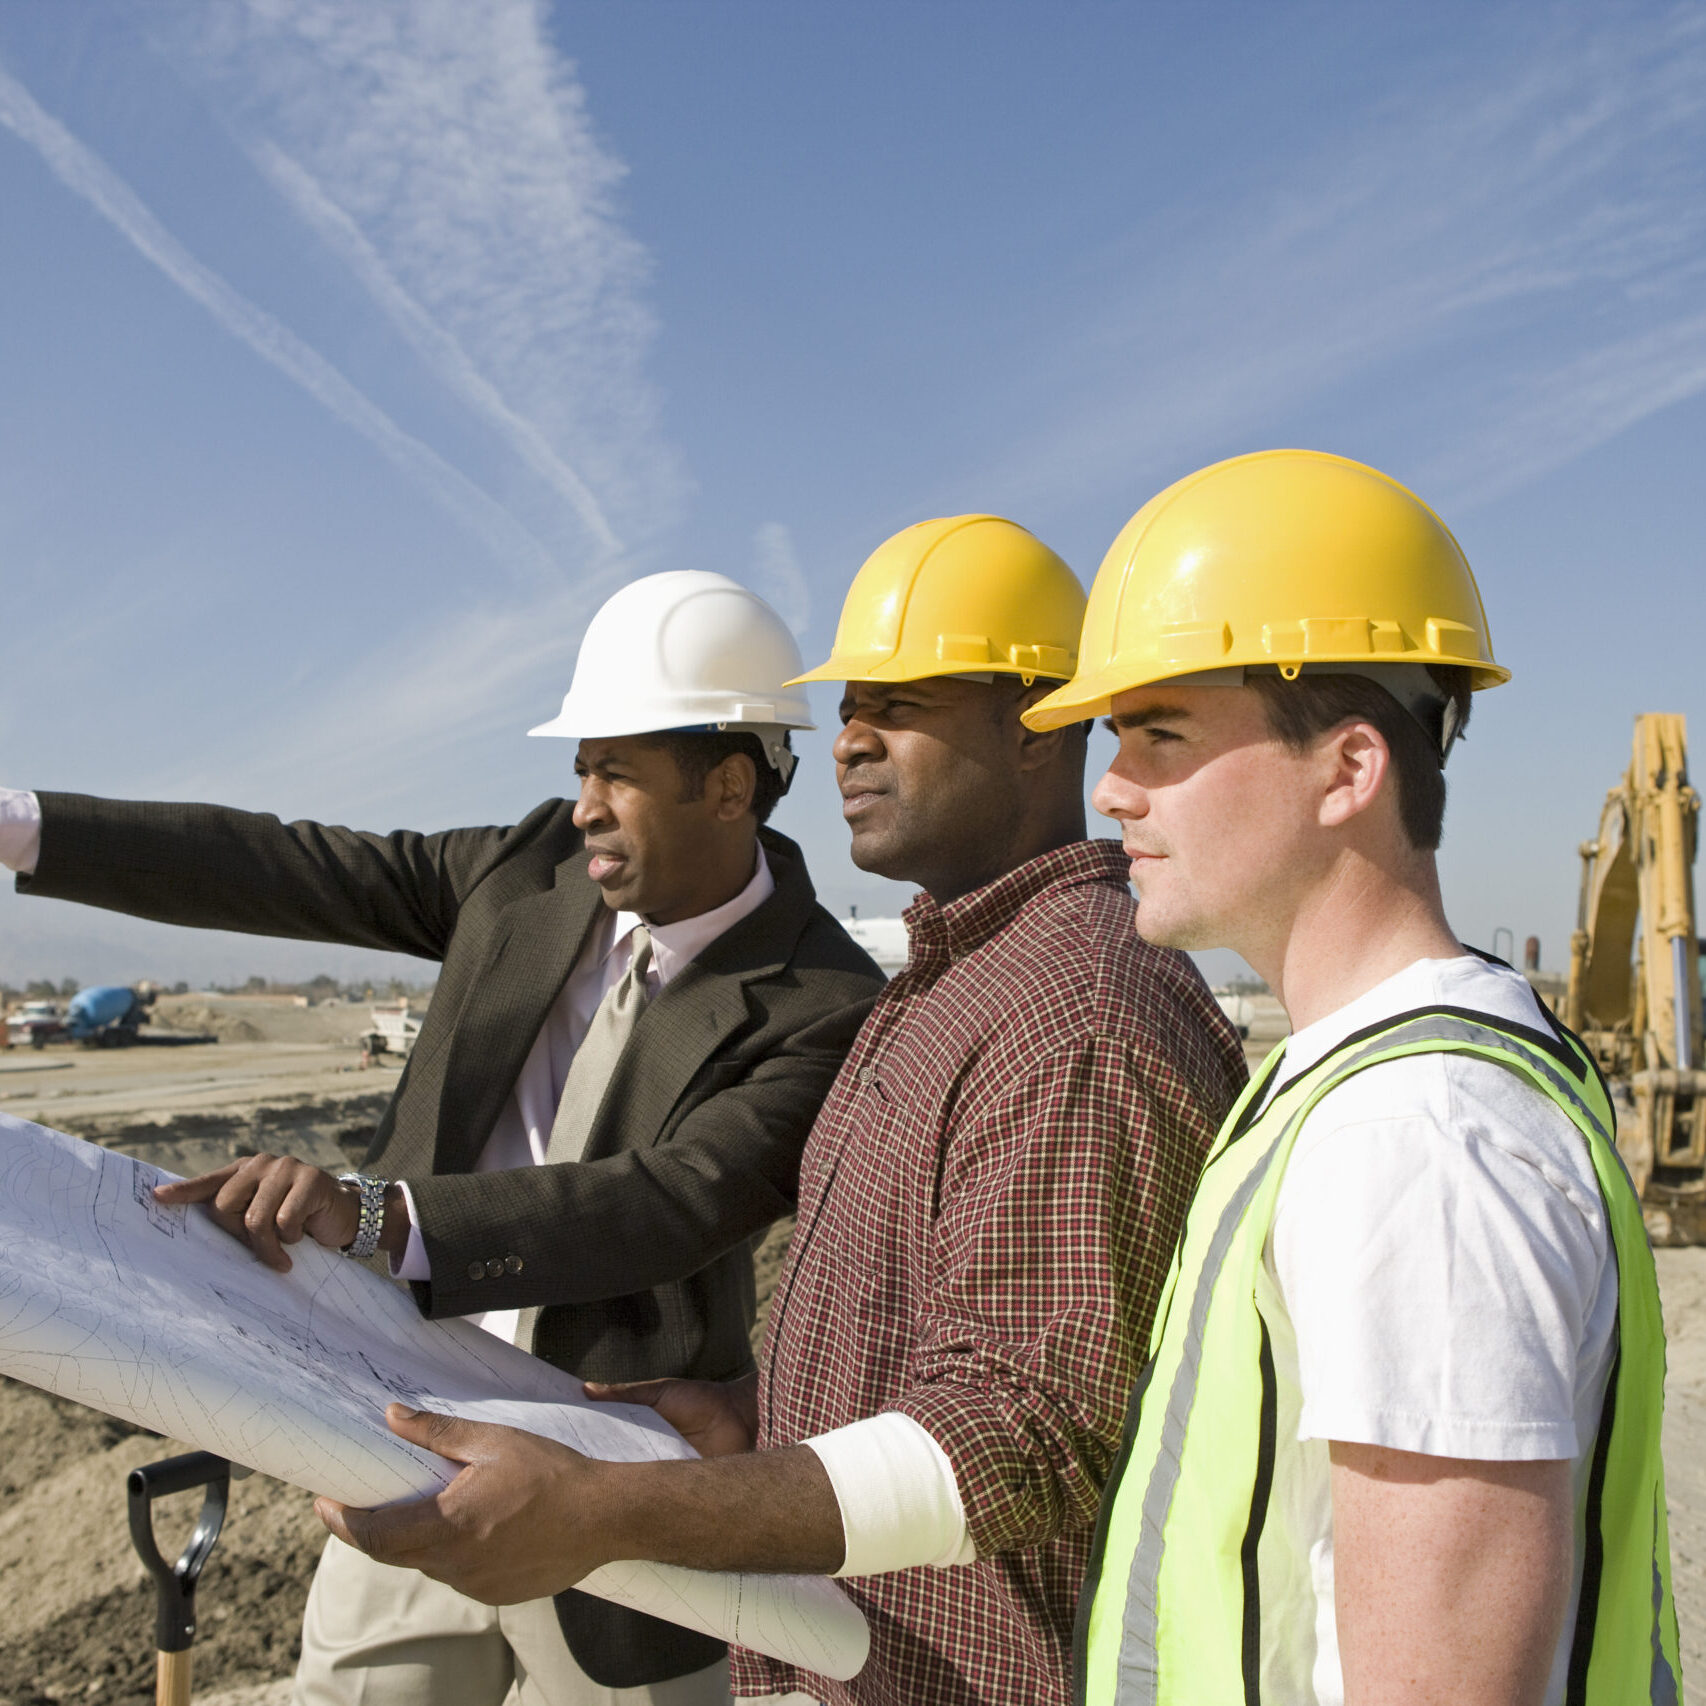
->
[578,964,753,1162]
[433,860,607,1174]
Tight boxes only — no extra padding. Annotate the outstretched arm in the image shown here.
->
[17,791,559,957]
[318,1405,844,1604]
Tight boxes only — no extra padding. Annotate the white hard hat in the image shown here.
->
[528,571,815,779]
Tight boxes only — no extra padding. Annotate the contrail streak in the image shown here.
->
[256,142,621,555]
[0,56,560,586]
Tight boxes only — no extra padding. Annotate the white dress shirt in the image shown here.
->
[0,788,41,873]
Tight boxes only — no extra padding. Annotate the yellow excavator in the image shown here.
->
[1565,713,1706,1240]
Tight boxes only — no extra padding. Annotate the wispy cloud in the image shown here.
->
[0,53,559,585]
[749,522,811,637]
[94,0,695,810]
[254,141,622,555]
[155,567,633,819]
[154,0,686,561]
[981,5,1706,521]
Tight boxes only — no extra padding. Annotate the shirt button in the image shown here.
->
[466,1261,486,1283]
[857,1065,875,1086]
[485,1257,506,1279]
[504,1254,524,1275]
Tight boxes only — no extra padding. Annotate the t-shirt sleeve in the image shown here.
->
[1270,1096,1607,1462]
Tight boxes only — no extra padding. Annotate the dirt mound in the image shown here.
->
[0,1382,322,1703]
[149,999,382,1049]
[59,1095,392,1179]
[0,1544,315,1705]
[0,1380,148,1502]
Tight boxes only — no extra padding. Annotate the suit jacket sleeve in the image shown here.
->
[17,791,556,960]
[404,990,873,1314]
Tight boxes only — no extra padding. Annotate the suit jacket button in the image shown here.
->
[467,1261,486,1282]
[485,1257,506,1279]
[505,1255,524,1274]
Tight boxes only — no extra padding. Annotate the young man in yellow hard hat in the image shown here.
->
[1019,450,1678,1705]
[312,515,1249,1706]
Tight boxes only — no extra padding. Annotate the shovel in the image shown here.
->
[127,1451,231,1706]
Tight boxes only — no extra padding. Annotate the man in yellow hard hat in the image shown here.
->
[314,515,1249,1706]
[1018,449,1678,1704]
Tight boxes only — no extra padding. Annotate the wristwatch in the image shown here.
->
[337,1172,389,1261]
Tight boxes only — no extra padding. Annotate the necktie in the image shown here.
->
[519,925,654,1354]
[544,924,654,1166]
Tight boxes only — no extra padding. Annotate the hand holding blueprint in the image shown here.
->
[0,1111,867,1680]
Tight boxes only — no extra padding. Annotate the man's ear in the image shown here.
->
[712,752,759,822]
[1014,683,1068,773]
[1317,720,1391,830]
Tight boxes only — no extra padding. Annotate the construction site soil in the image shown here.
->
[0,997,1700,1699]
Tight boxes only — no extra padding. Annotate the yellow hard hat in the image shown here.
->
[1024,449,1510,731]
[789,515,1085,686]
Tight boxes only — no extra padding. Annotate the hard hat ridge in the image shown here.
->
[528,571,814,775]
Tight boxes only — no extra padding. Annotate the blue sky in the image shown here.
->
[2,0,1703,988]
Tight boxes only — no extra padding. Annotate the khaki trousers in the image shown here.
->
[294,1536,731,1706]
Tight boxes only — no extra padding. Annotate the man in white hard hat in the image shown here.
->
[0,571,886,1706]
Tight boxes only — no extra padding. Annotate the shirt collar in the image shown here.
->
[902,839,1131,970]
[605,845,775,987]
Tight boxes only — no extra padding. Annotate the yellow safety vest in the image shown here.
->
[1078,1006,1680,1705]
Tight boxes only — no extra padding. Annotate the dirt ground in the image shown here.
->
[1,1007,1702,1697]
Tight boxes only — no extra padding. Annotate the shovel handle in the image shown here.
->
[127,1450,231,1677]
[156,1649,193,1706]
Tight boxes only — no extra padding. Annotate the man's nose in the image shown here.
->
[832,715,883,766]
[1091,767,1146,822]
[572,782,611,830]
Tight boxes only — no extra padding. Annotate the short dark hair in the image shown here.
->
[1246,665,1473,851]
[641,730,790,824]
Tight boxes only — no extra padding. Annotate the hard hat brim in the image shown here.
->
[1022,654,1512,732]
[529,713,816,739]
[787,653,1074,688]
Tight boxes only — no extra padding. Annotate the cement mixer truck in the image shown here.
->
[64,984,153,1046]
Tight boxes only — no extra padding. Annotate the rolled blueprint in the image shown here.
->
[0,1112,868,1681]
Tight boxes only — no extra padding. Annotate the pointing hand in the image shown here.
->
[153,1154,362,1271]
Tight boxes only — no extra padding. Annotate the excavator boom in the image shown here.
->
[1565,713,1706,1235]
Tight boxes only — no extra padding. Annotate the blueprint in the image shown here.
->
[0,1112,867,1681]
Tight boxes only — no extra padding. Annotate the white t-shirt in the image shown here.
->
[1256,956,1617,1706]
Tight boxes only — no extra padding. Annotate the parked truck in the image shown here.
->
[63,985,155,1047]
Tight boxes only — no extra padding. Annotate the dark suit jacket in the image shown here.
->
[21,792,883,1685]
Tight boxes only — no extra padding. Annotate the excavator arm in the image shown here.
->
[1565,713,1706,1220]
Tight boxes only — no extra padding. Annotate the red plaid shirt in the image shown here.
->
[732,840,1247,1705]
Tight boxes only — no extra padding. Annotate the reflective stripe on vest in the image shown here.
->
[1076,1006,1682,1706]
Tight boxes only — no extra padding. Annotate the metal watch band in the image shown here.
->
[337,1172,388,1261]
